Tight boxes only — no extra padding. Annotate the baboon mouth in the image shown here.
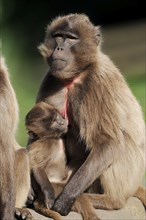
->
[52,59,67,70]
[53,58,66,62]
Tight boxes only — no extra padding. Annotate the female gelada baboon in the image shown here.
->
[32,13,145,217]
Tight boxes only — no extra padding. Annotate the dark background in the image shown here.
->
[2,0,145,54]
[1,0,145,146]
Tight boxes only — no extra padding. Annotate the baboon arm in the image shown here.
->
[31,168,55,208]
[53,145,114,215]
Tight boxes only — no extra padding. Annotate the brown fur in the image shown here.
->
[0,57,32,220]
[34,13,145,217]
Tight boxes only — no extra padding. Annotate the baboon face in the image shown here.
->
[26,102,68,139]
[39,14,100,80]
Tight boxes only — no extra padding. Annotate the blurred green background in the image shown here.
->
[1,0,145,147]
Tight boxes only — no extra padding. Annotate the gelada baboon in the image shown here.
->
[0,56,32,220]
[26,101,98,220]
[33,13,145,217]
[0,56,16,220]
[26,101,68,209]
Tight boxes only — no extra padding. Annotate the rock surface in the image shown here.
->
[29,197,146,220]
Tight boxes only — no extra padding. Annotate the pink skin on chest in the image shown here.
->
[60,87,68,120]
[60,77,81,123]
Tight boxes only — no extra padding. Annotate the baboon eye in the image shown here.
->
[66,34,78,40]
[53,33,78,40]
[54,33,63,39]
[28,131,38,140]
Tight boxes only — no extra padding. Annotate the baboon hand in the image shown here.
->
[52,194,75,216]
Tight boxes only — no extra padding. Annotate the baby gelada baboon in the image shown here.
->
[26,101,69,200]
[26,101,99,220]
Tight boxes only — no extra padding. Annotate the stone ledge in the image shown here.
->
[29,197,146,220]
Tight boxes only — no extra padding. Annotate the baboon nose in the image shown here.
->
[56,47,64,51]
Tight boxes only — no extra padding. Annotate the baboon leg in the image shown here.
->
[15,148,31,208]
[33,200,63,220]
[87,193,124,210]
[72,194,100,220]
[134,186,146,207]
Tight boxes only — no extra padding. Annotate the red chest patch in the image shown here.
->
[60,87,68,120]
[60,76,81,124]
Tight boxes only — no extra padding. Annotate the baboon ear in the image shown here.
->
[95,26,101,44]
[38,43,49,58]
